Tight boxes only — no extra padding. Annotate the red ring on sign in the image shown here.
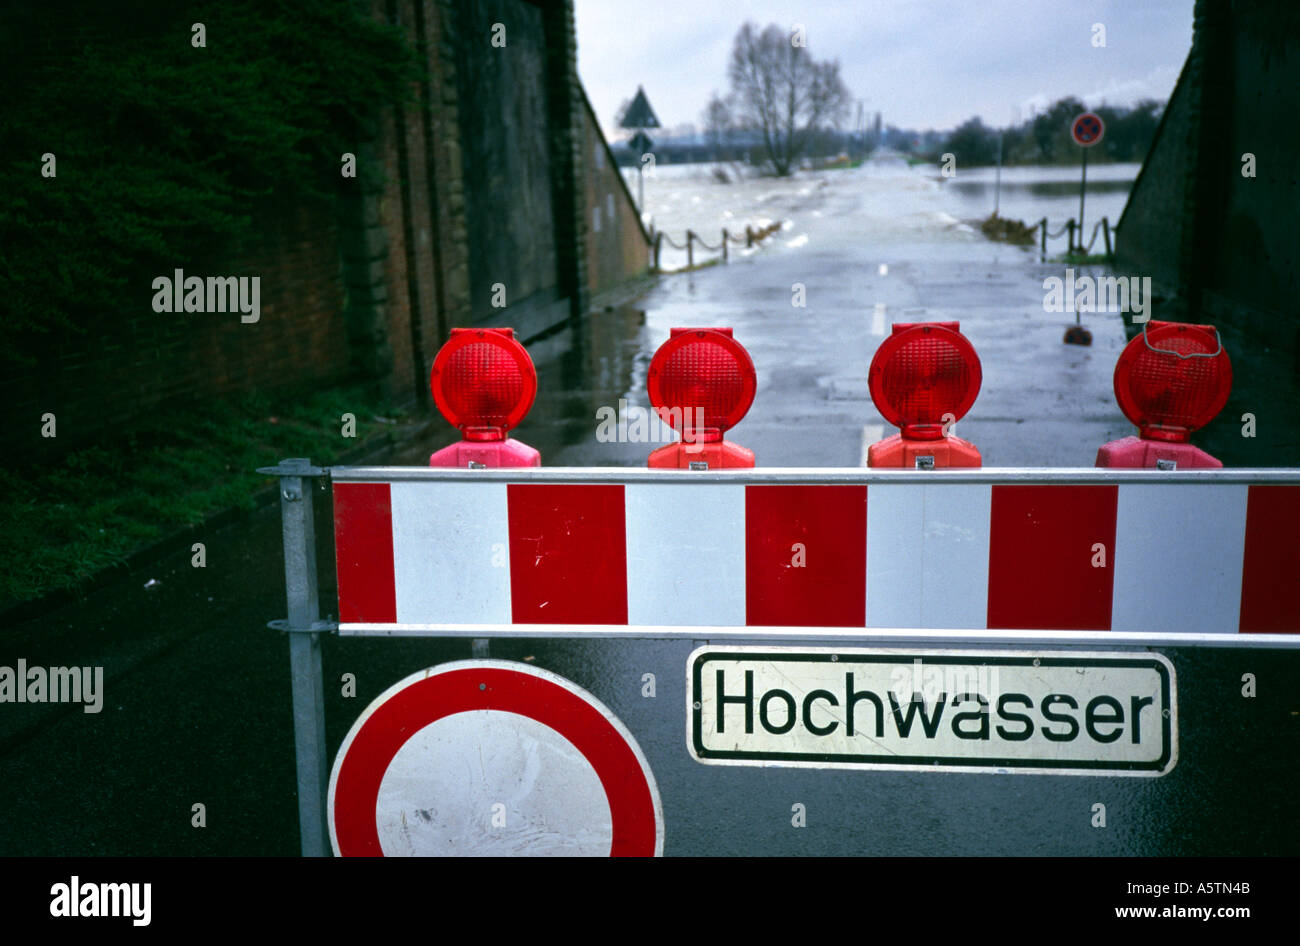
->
[330,663,662,857]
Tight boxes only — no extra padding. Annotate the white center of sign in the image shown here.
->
[374,709,614,856]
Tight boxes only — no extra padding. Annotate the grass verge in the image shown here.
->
[1051,251,1115,265]
[0,382,424,607]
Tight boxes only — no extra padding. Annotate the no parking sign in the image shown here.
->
[1071,111,1105,147]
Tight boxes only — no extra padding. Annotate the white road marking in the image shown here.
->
[871,302,887,336]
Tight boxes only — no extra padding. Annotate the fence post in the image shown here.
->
[746,225,753,248]
[1102,217,1112,257]
[1067,219,1076,255]
[274,457,329,858]
[687,229,695,269]
[1040,217,1048,261]
[722,228,729,263]
[654,231,663,272]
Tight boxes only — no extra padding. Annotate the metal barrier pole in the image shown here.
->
[722,228,729,263]
[273,458,330,857]
[687,230,695,269]
[1067,219,1076,255]
[1040,217,1047,261]
[1102,216,1112,256]
[654,231,662,272]
[1077,146,1088,250]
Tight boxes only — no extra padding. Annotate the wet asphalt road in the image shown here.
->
[2,254,1298,856]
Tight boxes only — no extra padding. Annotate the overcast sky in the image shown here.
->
[576,0,1193,138]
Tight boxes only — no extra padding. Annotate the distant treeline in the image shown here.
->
[610,96,1164,170]
[892,97,1165,167]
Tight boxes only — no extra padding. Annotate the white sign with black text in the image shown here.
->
[689,647,1176,776]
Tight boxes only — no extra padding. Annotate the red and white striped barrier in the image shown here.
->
[331,470,1300,640]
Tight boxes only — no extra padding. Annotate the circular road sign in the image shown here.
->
[329,660,664,857]
[1071,112,1105,148]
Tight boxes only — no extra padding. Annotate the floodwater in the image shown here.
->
[636,154,1140,272]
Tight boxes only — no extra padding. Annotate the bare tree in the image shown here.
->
[701,91,732,147]
[727,22,850,176]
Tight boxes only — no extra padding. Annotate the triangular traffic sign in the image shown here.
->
[620,86,661,129]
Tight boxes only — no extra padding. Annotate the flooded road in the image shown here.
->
[638,155,1140,272]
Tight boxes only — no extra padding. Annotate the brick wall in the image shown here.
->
[9,196,354,461]
[8,0,643,460]
[581,90,653,295]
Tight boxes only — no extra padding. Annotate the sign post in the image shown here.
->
[267,457,330,857]
[629,131,654,210]
[1070,112,1105,253]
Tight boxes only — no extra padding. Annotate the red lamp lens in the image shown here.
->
[1113,321,1230,442]
[869,322,981,439]
[430,328,537,439]
[647,329,756,442]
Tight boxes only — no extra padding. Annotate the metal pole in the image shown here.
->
[278,458,329,858]
[654,232,662,272]
[638,160,644,212]
[1040,217,1048,261]
[687,230,694,269]
[1102,216,1113,257]
[722,228,729,263]
[1078,147,1088,255]
[994,131,1002,217]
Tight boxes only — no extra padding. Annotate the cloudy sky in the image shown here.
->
[577,0,1193,138]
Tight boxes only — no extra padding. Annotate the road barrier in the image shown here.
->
[652,222,783,272]
[1035,215,1112,259]
[264,460,1300,856]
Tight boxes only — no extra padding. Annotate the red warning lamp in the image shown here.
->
[646,328,756,469]
[1096,321,1231,469]
[428,327,541,468]
[866,321,983,468]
